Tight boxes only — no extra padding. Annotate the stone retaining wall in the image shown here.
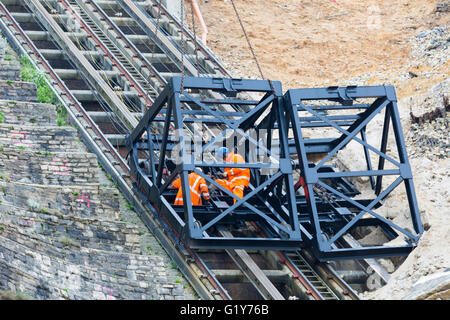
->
[0,125,80,152]
[0,148,99,185]
[0,100,57,126]
[0,182,119,219]
[0,81,38,103]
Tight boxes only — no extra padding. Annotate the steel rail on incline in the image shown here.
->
[68,0,168,90]
[136,0,231,77]
[0,0,361,300]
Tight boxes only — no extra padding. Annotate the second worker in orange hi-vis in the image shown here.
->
[172,169,211,206]
[215,147,250,203]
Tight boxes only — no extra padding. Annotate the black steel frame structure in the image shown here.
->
[127,76,302,250]
[284,85,423,260]
[127,77,423,260]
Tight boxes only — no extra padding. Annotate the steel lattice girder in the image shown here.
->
[283,85,423,261]
[127,76,303,250]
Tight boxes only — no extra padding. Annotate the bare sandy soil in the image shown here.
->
[195,0,448,98]
[188,0,449,299]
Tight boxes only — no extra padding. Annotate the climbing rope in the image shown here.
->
[230,0,264,80]
[152,0,163,62]
[179,0,186,93]
[229,0,277,95]
[190,0,200,77]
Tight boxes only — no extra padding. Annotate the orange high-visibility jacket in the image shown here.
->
[223,152,250,190]
[172,172,210,206]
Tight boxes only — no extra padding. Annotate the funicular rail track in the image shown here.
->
[0,0,362,300]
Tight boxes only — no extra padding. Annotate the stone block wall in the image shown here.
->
[0,182,120,219]
[0,148,99,185]
[0,100,57,126]
[0,81,38,103]
[0,51,188,299]
[0,125,80,152]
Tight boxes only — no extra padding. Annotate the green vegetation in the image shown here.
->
[175,278,181,284]
[1,186,6,196]
[72,191,79,196]
[4,56,12,61]
[0,226,5,231]
[125,202,134,211]
[138,231,144,236]
[0,290,31,300]
[0,112,4,124]
[44,151,52,156]
[17,146,25,151]
[170,260,177,270]
[8,101,16,104]
[41,208,48,214]
[59,236,74,248]
[19,56,67,126]
[6,80,13,85]
[29,117,36,123]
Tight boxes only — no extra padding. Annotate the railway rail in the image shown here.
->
[0,0,373,300]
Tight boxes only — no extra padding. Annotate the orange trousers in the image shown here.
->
[215,179,245,204]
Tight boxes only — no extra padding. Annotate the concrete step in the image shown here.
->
[0,148,99,186]
[54,69,119,80]
[0,81,38,102]
[0,99,57,126]
[71,89,138,101]
[0,181,120,219]
[40,49,102,61]
[10,12,69,23]
[24,30,85,42]
[0,124,81,152]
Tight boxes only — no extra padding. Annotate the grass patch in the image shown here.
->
[125,203,134,211]
[17,146,25,151]
[4,56,12,61]
[1,186,6,196]
[59,235,74,248]
[19,56,67,126]
[0,290,31,300]
[0,112,3,124]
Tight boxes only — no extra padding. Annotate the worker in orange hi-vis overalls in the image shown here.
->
[215,147,250,204]
[172,168,210,206]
